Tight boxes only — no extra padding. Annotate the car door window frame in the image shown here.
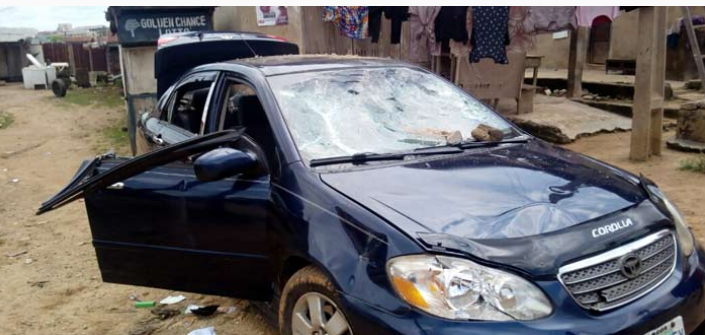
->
[164,71,219,135]
[207,74,280,167]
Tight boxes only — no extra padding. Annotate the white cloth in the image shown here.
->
[575,6,621,27]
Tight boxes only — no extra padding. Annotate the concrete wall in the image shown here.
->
[610,7,705,60]
[607,9,639,60]
[214,6,304,47]
[120,45,158,154]
[529,32,572,70]
[121,46,157,95]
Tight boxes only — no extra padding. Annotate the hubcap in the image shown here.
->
[292,292,352,335]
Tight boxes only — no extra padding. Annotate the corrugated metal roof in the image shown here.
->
[0,27,38,43]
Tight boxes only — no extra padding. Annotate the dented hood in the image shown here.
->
[320,140,659,275]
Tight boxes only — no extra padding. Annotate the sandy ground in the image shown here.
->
[0,83,704,335]
[566,132,705,245]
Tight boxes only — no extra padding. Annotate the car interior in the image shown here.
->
[220,83,277,164]
[170,85,211,134]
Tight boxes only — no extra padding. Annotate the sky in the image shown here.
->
[0,6,108,31]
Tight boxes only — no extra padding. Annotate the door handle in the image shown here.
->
[152,135,165,146]
[107,182,124,190]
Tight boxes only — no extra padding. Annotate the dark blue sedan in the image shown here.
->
[39,55,705,335]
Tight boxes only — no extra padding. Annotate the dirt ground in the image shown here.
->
[565,132,705,246]
[0,83,704,335]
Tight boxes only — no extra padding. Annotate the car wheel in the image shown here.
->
[51,79,67,98]
[279,265,353,335]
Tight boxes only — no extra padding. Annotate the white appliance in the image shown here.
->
[21,54,57,90]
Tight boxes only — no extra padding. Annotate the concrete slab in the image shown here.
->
[498,95,632,144]
[526,68,686,89]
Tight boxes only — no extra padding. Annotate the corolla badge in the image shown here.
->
[592,218,634,238]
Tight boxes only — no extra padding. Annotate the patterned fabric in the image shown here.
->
[408,6,442,63]
[523,6,576,34]
[323,6,369,39]
[470,6,510,64]
[507,6,535,53]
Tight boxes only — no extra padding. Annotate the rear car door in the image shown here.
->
[38,130,274,299]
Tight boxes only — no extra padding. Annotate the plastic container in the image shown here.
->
[22,66,57,90]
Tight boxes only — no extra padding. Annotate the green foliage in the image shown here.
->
[94,116,130,156]
[47,35,64,43]
[0,111,15,129]
[61,86,124,110]
[680,155,705,174]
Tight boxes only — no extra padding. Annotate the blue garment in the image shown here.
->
[469,6,510,64]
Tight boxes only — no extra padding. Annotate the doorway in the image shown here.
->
[588,16,612,65]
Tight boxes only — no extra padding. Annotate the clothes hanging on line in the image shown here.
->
[408,6,442,62]
[323,6,370,39]
[667,15,705,50]
[449,7,473,57]
[434,6,469,44]
[368,7,409,44]
[523,7,576,34]
[575,6,620,27]
[507,6,535,53]
[469,6,510,64]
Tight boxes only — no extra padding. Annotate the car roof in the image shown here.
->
[224,55,417,76]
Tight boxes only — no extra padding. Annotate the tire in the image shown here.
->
[52,79,67,98]
[279,265,353,335]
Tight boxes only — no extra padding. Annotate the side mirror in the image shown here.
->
[193,148,258,182]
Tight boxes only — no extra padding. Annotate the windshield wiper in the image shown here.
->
[454,136,531,149]
[309,146,464,167]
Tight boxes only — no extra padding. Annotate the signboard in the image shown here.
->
[256,6,288,26]
[117,9,214,46]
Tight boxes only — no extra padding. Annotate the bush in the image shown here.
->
[0,111,14,129]
[680,155,705,174]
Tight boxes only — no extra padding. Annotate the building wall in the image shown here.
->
[120,45,158,154]
[529,32,572,70]
[532,6,705,69]
[214,6,304,47]
[610,6,705,60]
[121,46,157,94]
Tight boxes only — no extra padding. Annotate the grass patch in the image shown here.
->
[61,86,124,110]
[680,155,705,174]
[94,115,130,156]
[0,111,14,129]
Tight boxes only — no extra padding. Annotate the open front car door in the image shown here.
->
[37,129,275,300]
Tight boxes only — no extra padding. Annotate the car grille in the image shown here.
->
[558,231,676,311]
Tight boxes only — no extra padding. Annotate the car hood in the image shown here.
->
[320,140,668,276]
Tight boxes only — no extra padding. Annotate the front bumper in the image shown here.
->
[341,246,705,335]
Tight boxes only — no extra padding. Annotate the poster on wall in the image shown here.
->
[256,6,288,26]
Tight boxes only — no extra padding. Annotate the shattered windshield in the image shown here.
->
[268,67,517,162]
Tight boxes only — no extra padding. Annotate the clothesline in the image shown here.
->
[322,6,622,65]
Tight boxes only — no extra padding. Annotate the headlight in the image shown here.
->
[662,195,695,256]
[645,185,695,257]
[387,255,552,321]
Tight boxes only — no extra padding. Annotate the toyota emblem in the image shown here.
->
[620,253,643,279]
